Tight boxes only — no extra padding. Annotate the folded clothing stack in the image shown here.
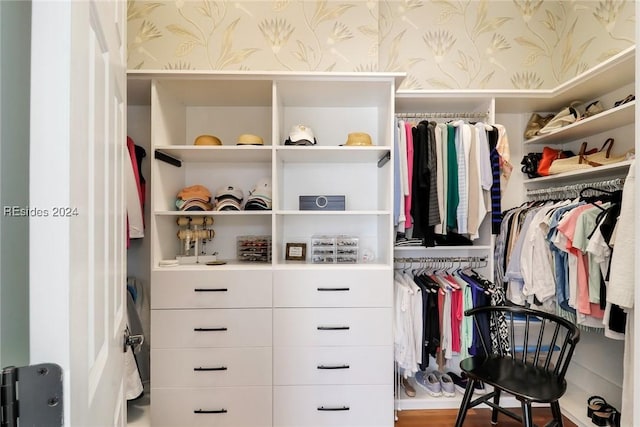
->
[175,184,213,211]
[245,178,272,210]
[214,185,244,211]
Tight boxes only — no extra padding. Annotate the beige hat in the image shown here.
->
[237,134,264,145]
[194,134,222,146]
[343,132,373,146]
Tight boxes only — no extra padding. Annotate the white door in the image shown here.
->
[29,0,127,425]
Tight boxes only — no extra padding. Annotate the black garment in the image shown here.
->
[410,122,437,247]
[487,127,502,234]
[414,274,440,370]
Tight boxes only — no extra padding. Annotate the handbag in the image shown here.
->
[581,138,627,166]
[520,152,542,179]
[548,142,599,175]
[537,146,575,176]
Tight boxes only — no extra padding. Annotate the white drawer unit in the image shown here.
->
[273,385,394,427]
[273,345,391,385]
[151,308,272,348]
[273,307,392,347]
[151,270,272,309]
[151,386,272,427]
[152,347,272,387]
[273,269,392,308]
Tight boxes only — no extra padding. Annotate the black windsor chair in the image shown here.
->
[454,305,580,427]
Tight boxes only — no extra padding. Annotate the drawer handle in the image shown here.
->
[317,406,350,411]
[317,364,350,370]
[194,409,228,414]
[194,366,228,371]
[317,326,350,331]
[194,327,228,332]
[317,287,350,292]
[194,288,228,292]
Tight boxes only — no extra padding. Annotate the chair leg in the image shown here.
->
[521,401,534,427]
[550,400,564,427]
[454,379,476,427]
[491,388,502,425]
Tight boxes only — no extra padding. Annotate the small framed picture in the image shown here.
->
[285,243,307,261]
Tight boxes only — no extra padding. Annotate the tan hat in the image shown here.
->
[194,134,222,146]
[343,132,373,146]
[237,134,264,145]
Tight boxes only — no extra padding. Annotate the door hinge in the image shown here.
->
[1,363,63,427]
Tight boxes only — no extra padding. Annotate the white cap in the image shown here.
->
[287,124,316,145]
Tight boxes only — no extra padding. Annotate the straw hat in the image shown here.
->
[237,134,264,145]
[194,134,222,146]
[343,132,373,146]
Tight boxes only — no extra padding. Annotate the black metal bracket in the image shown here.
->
[154,150,182,167]
[377,151,391,168]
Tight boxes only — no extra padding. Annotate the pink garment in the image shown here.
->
[404,122,414,229]
[557,205,605,318]
[450,285,463,353]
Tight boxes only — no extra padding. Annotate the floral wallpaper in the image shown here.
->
[127,0,635,89]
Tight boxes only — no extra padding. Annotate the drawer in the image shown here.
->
[273,345,392,385]
[151,270,272,309]
[152,347,272,387]
[273,269,392,308]
[273,308,392,347]
[273,385,393,427]
[151,309,272,348]
[151,386,272,427]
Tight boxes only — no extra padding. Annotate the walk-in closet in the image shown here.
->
[122,2,637,427]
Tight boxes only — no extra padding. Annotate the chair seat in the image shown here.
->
[460,355,566,403]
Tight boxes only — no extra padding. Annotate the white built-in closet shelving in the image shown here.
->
[391,46,635,423]
[128,71,403,427]
[126,45,635,426]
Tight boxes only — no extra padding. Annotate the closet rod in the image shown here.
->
[393,256,488,264]
[525,178,625,200]
[395,111,489,119]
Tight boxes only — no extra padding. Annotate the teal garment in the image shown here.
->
[446,124,459,230]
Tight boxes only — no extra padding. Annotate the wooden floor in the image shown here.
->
[395,408,578,427]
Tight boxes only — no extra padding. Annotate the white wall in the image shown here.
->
[0,0,31,368]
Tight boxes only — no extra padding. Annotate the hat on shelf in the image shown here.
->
[176,184,213,211]
[342,132,373,146]
[214,185,244,211]
[194,134,222,146]
[177,184,211,200]
[245,178,272,210]
[284,124,317,146]
[237,134,264,145]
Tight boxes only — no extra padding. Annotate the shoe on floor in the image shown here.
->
[401,376,416,397]
[415,371,442,397]
[448,371,487,395]
[447,371,467,395]
[431,371,456,397]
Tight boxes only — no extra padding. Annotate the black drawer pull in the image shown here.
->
[317,287,350,292]
[317,406,350,411]
[194,409,228,414]
[194,327,227,332]
[317,364,350,370]
[194,366,228,371]
[194,288,228,292]
[317,326,350,331]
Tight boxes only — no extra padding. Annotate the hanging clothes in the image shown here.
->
[395,117,506,247]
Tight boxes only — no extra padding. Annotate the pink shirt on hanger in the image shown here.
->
[404,122,414,229]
